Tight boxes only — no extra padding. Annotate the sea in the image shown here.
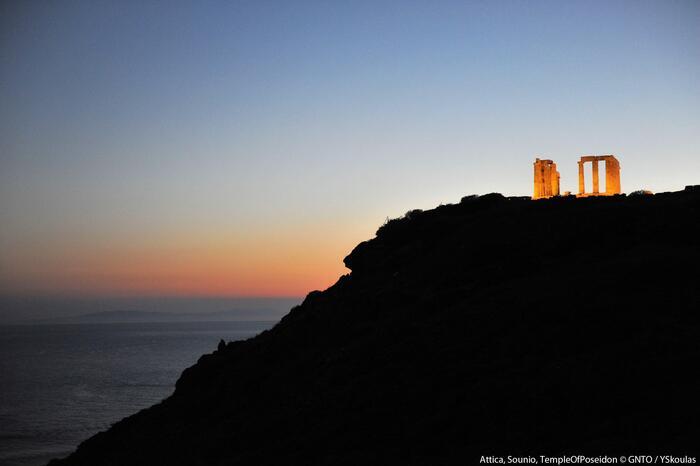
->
[0,321,275,466]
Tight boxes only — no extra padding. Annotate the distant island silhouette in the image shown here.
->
[35,309,286,324]
[50,187,700,465]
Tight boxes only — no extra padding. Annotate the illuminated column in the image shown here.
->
[592,159,599,194]
[578,161,585,195]
[606,158,621,194]
[533,158,562,199]
[551,162,560,196]
[605,159,613,194]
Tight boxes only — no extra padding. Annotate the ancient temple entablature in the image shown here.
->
[577,155,621,197]
[533,158,560,200]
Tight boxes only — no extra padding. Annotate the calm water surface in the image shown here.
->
[0,321,274,466]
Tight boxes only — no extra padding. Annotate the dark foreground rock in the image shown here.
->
[51,188,700,465]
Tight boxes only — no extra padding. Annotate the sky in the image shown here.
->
[1,0,699,317]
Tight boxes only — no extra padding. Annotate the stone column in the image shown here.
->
[578,161,585,195]
[592,159,599,194]
[533,159,547,199]
[533,162,540,199]
[551,162,560,196]
[606,158,621,194]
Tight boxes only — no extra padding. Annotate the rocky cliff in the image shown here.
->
[50,188,700,465]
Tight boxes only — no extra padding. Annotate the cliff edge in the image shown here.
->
[50,188,700,465]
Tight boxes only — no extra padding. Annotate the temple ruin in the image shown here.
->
[533,158,560,199]
[532,155,621,199]
[577,155,621,197]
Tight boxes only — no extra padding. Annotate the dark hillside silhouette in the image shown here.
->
[50,187,700,465]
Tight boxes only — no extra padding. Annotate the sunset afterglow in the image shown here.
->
[2,1,699,309]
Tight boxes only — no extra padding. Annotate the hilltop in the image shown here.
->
[50,188,700,465]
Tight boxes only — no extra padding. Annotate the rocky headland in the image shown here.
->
[50,187,700,465]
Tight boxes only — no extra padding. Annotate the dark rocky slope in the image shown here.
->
[51,188,700,465]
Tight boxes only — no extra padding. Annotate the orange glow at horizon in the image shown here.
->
[0,218,375,298]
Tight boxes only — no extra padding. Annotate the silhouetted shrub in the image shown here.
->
[403,209,423,220]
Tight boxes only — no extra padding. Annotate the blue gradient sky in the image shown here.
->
[1,0,699,301]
